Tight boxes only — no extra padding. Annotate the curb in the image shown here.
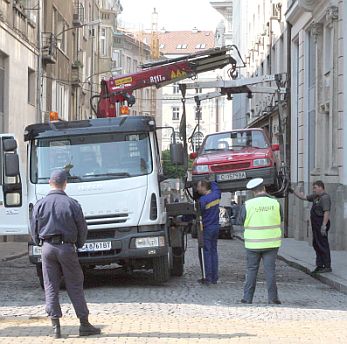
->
[235,234,347,295]
[277,253,347,295]
[0,251,27,262]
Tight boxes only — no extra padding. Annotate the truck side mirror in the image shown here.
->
[170,143,185,165]
[2,138,22,207]
[4,153,20,177]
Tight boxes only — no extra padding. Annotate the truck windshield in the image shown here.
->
[202,130,268,153]
[30,132,153,184]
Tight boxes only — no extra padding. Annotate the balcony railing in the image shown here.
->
[73,0,85,27]
[41,32,57,64]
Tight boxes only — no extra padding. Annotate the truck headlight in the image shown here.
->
[135,236,165,248]
[193,164,209,173]
[253,158,271,167]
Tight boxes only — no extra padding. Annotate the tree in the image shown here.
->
[161,149,187,178]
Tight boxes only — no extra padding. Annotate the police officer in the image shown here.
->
[30,170,101,338]
[196,180,221,285]
[292,180,332,273]
[239,178,282,304]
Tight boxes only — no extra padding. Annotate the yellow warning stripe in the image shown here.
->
[205,199,220,209]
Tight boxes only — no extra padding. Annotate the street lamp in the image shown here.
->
[55,19,101,40]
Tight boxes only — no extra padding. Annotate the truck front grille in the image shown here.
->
[85,213,129,227]
[210,162,250,173]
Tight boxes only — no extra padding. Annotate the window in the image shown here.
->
[195,108,202,120]
[172,83,179,94]
[126,56,131,73]
[172,107,180,120]
[324,25,333,74]
[176,44,187,49]
[28,68,35,105]
[100,28,108,56]
[54,8,68,53]
[196,43,206,49]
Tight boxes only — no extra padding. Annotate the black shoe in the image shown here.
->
[311,266,325,274]
[240,299,252,304]
[51,318,61,339]
[319,267,332,273]
[198,278,210,285]
[269,300,282,305]
[79,318,101,337]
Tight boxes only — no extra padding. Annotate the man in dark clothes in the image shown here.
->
[196,180,221,285]
[30,170,101,338]
[292,180,332,273]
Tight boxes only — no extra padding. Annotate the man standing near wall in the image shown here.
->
[292,180,332,273]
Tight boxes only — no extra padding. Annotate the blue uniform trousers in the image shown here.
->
[42,242,89,319]
[203,227,219,283]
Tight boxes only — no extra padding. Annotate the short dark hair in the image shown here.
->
[313,180,325,189]
[198,180,211,190]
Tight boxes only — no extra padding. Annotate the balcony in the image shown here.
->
[73,0,85,27]
[71,62,83,87]
[41,32,56,64]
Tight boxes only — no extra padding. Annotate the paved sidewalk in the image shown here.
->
[278,238,347,294]
[0,241,27,262]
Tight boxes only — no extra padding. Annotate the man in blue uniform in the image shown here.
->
[196,180,221,285]
[30,170,101,338]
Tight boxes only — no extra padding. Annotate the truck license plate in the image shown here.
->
[216,171,247,182]
[78,241,112,252]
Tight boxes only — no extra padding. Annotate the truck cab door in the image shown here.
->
[0,135,27,235]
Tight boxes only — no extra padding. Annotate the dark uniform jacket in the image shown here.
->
[199,182,221,230]
[30,190,88,248]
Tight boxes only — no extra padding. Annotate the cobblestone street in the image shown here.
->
[1,237,347,343]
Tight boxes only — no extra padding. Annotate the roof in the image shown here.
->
[143,30,215,55]
[24,116,156,141]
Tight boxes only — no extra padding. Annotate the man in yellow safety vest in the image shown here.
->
[239,178,283,304]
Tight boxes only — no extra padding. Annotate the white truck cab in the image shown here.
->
[1,116,191,285]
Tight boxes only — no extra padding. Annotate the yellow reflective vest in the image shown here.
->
[244,196,282,249]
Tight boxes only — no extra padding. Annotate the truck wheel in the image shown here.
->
[171,248,184,276]
[36,265,44,289]
[153,255,170,283]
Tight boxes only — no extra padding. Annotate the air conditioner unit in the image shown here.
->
[272,3,282,21]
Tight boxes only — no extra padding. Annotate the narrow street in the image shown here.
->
[1,237,347,343]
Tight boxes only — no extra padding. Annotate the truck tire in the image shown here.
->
[171,248,184,276]
[36,265,44,289]
[153,255,170,283]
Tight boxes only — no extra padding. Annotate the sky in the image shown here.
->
[118,0,224,31]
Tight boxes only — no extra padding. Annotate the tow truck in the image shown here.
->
[0,47,237,286]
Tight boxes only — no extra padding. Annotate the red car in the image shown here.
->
[190,129,280,192]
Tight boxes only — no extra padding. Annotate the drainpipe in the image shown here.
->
[36,0,42,123]
[284,21,292,238]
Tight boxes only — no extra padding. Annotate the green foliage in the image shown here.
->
[161,149,187,178]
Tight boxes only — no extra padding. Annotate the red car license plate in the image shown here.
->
[216,171,247,182]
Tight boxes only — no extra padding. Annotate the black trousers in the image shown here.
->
[311,217,331,268]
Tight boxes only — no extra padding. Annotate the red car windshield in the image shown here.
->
[202,131,268,153]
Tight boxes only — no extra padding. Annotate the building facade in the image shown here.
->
[286,0,347,250]
[0,0,39,151]
[149,29,233,152]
